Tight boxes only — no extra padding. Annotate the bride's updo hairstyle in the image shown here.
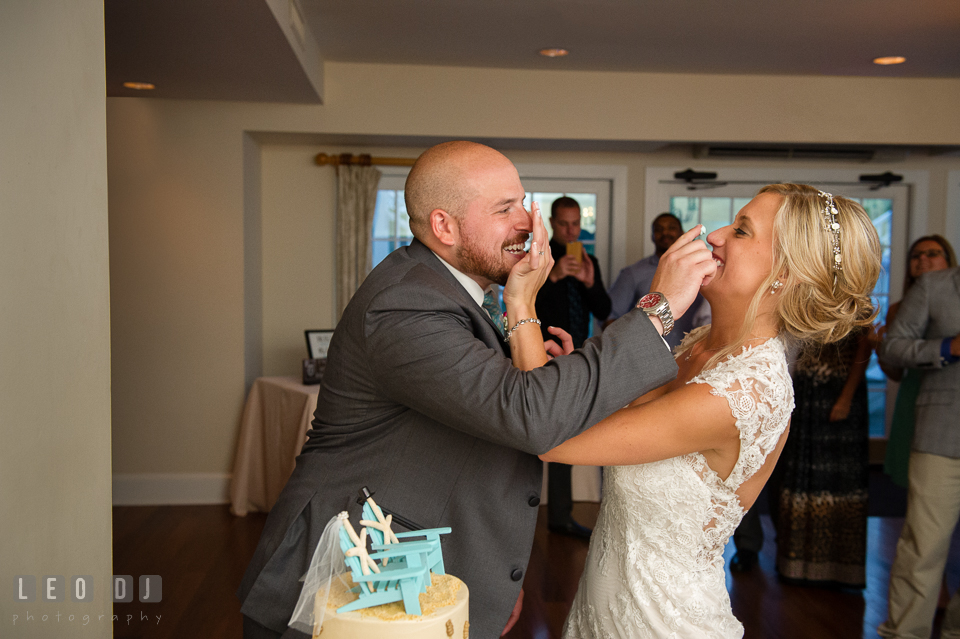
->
[764,183,881,343]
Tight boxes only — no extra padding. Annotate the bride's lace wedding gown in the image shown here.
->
[563,330,793,639]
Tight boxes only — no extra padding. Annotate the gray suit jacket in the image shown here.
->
[879,266,960,457]
[238,239,678,638]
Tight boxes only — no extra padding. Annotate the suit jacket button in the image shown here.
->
[528,496,540,507]
[511,569,523,582]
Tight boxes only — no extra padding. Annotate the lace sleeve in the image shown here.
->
[689,338,794,489]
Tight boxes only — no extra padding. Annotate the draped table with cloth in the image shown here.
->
[230,376,318,516]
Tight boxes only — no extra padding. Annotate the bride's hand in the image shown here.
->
[544,327,574,358]
[502,202,553,319]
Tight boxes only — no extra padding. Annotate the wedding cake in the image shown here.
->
[292,493,469,638]
[312,572,469,638]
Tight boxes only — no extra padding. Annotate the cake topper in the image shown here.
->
[289,490,456,635]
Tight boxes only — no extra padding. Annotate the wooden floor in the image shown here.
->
[112,503,960,638]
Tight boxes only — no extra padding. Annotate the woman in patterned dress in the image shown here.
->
[775,330,872,587]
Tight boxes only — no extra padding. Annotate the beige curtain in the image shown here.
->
[336,164,382,320]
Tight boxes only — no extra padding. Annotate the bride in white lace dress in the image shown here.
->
[506,184,882,638]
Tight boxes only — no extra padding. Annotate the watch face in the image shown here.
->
[637,293,662,309]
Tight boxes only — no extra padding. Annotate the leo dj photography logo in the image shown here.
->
[11,575,162,629]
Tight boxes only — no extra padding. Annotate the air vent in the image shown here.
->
[695,145,877,161]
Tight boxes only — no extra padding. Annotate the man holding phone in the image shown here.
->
[535,195,612,538]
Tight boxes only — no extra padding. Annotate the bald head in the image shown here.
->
[404,141,513,240]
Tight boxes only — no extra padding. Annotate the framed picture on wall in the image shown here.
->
[305,330,334,359]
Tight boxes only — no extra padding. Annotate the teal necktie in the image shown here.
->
[481,290,506,337]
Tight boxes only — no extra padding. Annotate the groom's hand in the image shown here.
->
[501,588,524,636]
[649,225,716,320]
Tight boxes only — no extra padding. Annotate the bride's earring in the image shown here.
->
[770,280,783,295]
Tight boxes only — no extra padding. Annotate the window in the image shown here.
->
[855,198,894,438]
[670,196,753,236]
[371,189,603,268]
[371,175,613,272]
[371,176,413,267]
[528,191,598,255]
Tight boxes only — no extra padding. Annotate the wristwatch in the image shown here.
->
[636,292,674,336]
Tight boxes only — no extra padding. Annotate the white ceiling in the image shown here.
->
[105,0,321,102]
[105,0,960,102]
[300,0,960,77]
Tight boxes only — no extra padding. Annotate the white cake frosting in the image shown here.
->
[313,572,469,638]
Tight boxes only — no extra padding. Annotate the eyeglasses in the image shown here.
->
[910,248,945,260]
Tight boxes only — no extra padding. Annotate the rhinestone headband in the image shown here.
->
[818,190,842,271]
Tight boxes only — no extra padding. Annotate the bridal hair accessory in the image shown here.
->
[818,190,842,271]
[770,279,783,294]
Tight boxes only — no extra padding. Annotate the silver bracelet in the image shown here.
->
[504,318,541,342]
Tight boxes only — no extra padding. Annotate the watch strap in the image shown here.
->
[637,292,674,336]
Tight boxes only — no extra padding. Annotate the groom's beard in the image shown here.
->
[455,234,526,287]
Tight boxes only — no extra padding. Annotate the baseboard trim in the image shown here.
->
[112,473,231,506]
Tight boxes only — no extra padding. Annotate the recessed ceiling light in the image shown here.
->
[123,82,156,90]
[873,56,906,66]
[539,48,568,58]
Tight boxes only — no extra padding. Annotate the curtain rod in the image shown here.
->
[315,153,416,167]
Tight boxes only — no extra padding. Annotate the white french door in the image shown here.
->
[520,178,612,277]
[372,174,615,281]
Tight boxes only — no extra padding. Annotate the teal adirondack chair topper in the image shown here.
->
[335,497,452,617]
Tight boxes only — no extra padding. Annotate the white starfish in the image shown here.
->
[343,519,380,579]
[362,499,400,542]
[360,512,401,567]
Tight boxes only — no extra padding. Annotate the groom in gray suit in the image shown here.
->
[879,265,960,639]
[238,141,715,638]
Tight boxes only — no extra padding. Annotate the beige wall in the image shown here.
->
[108,99,248,477]
[1,2,113,636]
[317,63,960,146]
[260,145,337,374]
[107,62,960,491]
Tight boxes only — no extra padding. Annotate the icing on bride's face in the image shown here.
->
[702,192,778,304]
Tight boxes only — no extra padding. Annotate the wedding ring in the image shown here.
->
[538,251,544,256]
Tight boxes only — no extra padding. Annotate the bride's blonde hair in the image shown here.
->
[676,183,882,368]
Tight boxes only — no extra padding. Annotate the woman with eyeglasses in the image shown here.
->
[879,235,957,488]
[873,235,957,610]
